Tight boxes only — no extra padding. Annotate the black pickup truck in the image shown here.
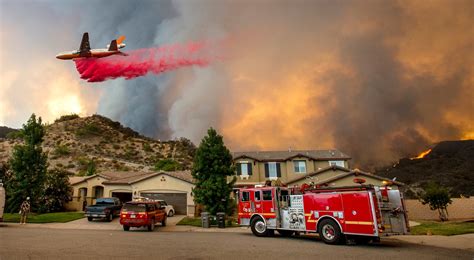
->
[85,197,122,222]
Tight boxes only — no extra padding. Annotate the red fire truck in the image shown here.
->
[238,185,409,245]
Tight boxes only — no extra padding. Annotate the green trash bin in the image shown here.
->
[217,212,225,228]
[201,212,210,228]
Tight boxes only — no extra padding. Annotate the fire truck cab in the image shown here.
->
[238,185,409,245]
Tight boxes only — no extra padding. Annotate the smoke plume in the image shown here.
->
[1,0,473,169]
[74,42,214,82]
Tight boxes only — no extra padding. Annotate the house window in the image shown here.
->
[268,162,277,179]
[241,163,248,175]
[293,160,306,173]
[265,162,281,180]
[237,161,252,176]
[329,160,345,167]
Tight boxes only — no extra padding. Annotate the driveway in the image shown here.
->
[5,215,187,231]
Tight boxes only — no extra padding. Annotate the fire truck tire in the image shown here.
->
[251,217,271,237]
[277,230,294,237]
[318,219,344,245]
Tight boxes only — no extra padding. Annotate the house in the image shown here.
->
[231,149,351,187]
[66,170,195,216]
[231,149,402,190]
[285,167,403,189]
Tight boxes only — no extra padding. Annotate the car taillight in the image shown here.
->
[138,212,147,218]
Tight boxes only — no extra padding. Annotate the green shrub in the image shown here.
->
[6,131,23,139]
[143,143,153,152]
[154,159,183,171]
[76,157,97,176]
[75,123,100,138]
[54,114,80,123]
[53,145,71,156]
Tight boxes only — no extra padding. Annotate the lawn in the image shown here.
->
[177,216,240,228]
[410,220,474,236]
[2,212,85,223]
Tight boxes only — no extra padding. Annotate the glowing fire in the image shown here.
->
[411,149,432,160]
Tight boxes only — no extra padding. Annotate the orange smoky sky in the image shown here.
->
[1,0,473,168]
[0,2,100,126]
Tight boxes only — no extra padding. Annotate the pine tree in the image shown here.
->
[192,128,236,215]
[6,114,48,213]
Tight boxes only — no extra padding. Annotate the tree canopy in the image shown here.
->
[191,128,236,215]
[420,182,453,221]
[40,168,73,212]
[6,114,48,213]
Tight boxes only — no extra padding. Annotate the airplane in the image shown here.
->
[56,32,127,60]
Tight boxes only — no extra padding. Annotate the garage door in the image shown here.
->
[111,192,132,204]
[140,193,187,215]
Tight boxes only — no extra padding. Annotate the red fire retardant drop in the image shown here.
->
[74,42,213,82]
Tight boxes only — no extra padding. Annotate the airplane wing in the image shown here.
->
[79,32,91,55]
[108,39,118,51]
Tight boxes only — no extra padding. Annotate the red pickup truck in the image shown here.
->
[120,200,167,231]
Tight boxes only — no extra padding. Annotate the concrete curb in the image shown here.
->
[391,234,474,252]
[0,222,249,233]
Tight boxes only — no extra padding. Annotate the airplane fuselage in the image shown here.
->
[56,49,123,60]
[57,32,126,60]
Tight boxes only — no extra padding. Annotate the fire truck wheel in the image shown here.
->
[318,219,344,245]
[277,230,294,237]
[251,217,270,237]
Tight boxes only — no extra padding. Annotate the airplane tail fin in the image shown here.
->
[108,40,118,51]
[117,35,126,44]
[79,32,91,55]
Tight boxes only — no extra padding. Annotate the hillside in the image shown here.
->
[376,140,474,198]
[0,126,18,138]
[0,114,196,175]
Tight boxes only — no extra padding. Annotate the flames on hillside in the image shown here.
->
[411,149,432,160]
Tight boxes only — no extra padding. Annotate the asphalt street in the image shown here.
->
[0,226,472,259]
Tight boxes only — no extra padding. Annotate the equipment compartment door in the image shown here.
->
[281,195,306,231]
[380,190,409,235]
[342,192,376,235]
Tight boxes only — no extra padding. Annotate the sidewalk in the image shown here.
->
[391,234,474,252]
